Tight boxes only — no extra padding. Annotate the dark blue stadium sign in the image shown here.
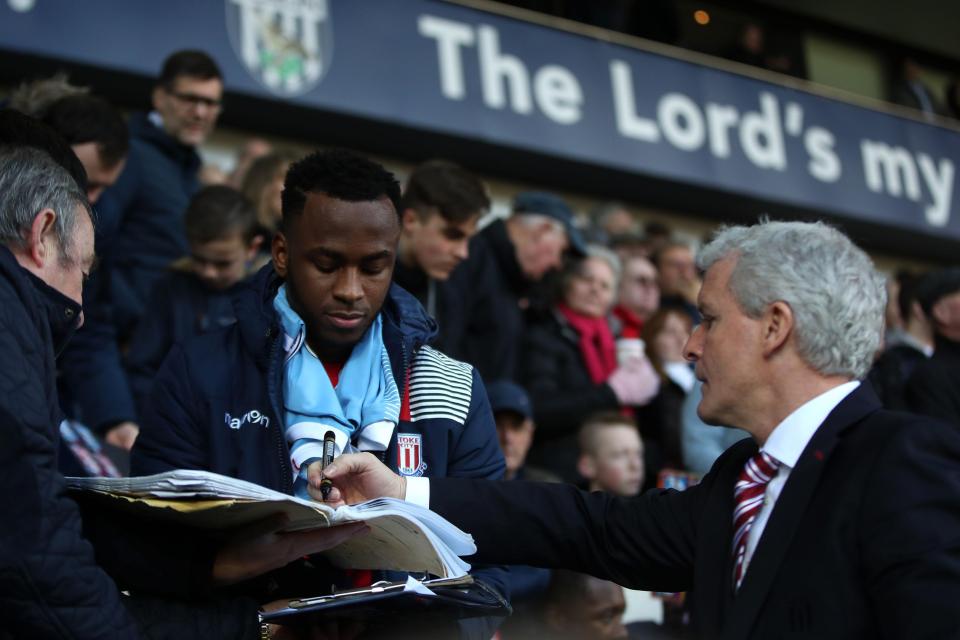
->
[2,0,958,240]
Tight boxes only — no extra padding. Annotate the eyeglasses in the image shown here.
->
[169,91,222,111]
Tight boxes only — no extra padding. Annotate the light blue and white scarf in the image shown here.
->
[273,285,400,497]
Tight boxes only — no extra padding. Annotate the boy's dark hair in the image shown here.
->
[42,95,129,168]
[184,186,258,244]
[651,239,692,269]
[399,160,489,224]
[916,267,960,317]
[0,110,87,192]
[577,411,640,455]
[281,149,401,225]
[158,50,222,89]
[895,270,921,323]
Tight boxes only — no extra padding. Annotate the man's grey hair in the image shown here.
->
[0,146,91,262]
[585,244,622,291]
[698,220,885,380]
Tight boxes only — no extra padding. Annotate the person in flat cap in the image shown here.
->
[487,379,559,484]
[906,267,960,424]
[445,190,586,382]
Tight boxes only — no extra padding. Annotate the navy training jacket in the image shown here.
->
[131,265,509,600]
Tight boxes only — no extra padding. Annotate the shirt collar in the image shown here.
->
[762,380,860,469]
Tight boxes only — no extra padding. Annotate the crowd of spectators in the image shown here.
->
[2,44,959,639]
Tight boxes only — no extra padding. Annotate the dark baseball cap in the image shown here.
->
[486,380,533,420]
[512,191,587,256]
[916,267,960,315]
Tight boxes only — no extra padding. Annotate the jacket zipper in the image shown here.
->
[378,337,412,467]
[266,326,294,494]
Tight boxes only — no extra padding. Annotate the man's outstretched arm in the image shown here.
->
[315,453,703,592]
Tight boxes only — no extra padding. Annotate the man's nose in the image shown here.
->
[683,324,702,362]
[191,100,213,117]
[333,269,364,302]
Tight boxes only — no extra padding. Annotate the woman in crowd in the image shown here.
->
[521,245,659,483]
[636,305,696,486]
[241,150,295,242]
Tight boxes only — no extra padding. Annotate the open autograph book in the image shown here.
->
[66,469,473,579]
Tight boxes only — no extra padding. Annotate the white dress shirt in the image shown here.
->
[741,380,860,574]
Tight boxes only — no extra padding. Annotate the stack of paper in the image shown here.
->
[67,469,473,578]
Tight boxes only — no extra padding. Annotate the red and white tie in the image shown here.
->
[731,450,780,592]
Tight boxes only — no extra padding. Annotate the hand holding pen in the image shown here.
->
[319,430,336,501]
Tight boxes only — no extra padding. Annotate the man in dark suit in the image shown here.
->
[317,220,960,639]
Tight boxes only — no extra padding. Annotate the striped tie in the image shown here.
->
[731,450,780,592]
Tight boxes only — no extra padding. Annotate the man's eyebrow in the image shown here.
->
[304,248,394,262]
[305,248,342,259]
[360,250,394,262]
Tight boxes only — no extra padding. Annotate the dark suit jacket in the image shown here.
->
[431,384,960,638]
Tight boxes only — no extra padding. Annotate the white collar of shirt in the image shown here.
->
[741,380,860,576]
[761,380,860,469]
[900,333,934,357]
[147,110,164,130]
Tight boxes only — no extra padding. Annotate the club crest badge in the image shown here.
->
[397,433,427,477]
[226,0,333,97]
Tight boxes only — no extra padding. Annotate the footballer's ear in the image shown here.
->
[272,231,289,278]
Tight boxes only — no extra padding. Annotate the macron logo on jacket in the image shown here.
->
[225,410,271,430]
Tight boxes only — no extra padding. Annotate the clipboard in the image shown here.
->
[262,575,511,625]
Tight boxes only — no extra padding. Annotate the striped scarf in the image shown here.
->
[273,285,399,495]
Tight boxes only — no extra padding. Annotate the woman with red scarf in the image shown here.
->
[521,245,660,484]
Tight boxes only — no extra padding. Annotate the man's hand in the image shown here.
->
[212,514,368,586]
[307,452,405,507]
[105,421,140,450]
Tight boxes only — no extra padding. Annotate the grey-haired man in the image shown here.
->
[319,220,960,639]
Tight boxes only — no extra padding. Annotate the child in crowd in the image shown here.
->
[577,411,645,497]
[125,185,264,416]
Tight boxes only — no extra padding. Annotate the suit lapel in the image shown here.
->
[719,385,881,640]
[692,440,755,635]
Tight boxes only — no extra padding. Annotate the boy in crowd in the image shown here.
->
[576,412,645,496]
[392,159,489,353]
[125,185,264,416]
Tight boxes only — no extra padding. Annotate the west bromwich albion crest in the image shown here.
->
[226,0,333,97]
[397,433,427,477]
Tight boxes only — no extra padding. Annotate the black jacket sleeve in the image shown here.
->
[131,344,210,475]
[429,474,706,593]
